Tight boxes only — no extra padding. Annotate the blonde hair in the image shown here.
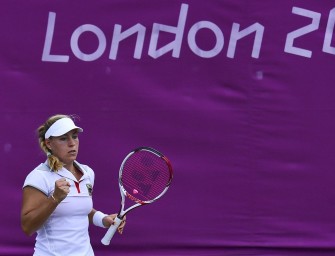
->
[37,114,77,171]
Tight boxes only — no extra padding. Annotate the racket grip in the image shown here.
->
[101,216,123,245]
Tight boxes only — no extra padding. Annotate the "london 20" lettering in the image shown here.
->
[41,4,335,62]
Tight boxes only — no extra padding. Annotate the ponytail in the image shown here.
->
[37,114,70,171]
[46,154,63,172]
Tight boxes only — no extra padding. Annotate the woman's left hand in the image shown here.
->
[102,213,126,234]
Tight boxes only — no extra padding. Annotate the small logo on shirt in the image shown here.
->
[86,184,93,196]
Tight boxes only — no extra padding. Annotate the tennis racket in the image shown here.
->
[101,146,173,246]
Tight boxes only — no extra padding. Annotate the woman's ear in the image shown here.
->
[45,139,52,150]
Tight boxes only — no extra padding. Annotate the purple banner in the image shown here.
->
[1,1,335,255]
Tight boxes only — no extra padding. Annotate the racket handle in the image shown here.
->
[101,216,123,245]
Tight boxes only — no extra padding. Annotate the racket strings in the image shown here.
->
[123,163,170,200]
[121,150,172,202]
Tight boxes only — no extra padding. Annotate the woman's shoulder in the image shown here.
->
[34,162,52,171]
[23,163,54,194]
[26,163,52,177]
[75,161,95,178]
[76,161,94,173]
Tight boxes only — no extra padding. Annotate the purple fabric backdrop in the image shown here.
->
[1,1,335,255]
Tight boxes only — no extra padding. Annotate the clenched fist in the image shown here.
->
[52,178,70,203]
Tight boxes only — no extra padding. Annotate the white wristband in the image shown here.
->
[93,211,108,228]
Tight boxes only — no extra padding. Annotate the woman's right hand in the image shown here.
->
[52,178,70,203]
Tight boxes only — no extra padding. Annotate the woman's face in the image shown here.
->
[45,129,79,166]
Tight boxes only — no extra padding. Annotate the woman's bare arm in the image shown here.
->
[21,186,58,236]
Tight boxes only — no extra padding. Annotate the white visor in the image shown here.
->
[45,117,83,139]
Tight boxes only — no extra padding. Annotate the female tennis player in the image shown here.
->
[21,114,126,256]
